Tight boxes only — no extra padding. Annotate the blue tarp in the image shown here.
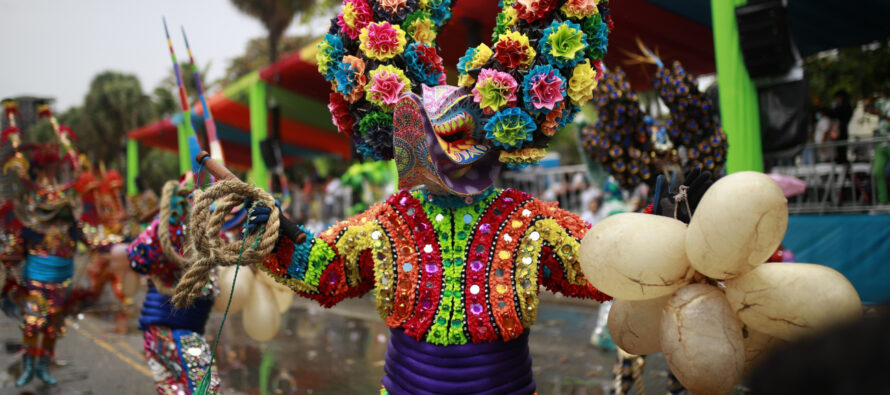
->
[782,214,890,304]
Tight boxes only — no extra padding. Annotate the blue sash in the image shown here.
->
[23,255,74,283]
[138,287,213,334]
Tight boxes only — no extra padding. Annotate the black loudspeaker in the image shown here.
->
[735,1,796,79]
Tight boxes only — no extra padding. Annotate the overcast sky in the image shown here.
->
[0,0,331,111]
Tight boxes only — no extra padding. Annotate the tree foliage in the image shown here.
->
[230,0,318,63]
[22,71,180,194]
[805,39,890,104]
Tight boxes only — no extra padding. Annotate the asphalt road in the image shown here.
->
[0,289,672,395]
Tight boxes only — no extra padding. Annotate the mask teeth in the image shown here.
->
[432,112,474,137]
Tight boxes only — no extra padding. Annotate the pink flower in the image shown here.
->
[368,66,408,108]
[337,0,373,40]
[528,69,565,111]
[472,69,519,113]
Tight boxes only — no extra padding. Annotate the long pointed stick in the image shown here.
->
[163,17,199,181]
[182,26,226,165]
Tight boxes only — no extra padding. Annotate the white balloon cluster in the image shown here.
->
[579,172,862,394]
[213,266,293,342]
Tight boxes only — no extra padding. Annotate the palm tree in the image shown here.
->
[230,0,317,63]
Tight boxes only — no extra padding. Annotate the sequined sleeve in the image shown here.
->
[524,198,611,302]
[259,204,390,307]
[127,218,164,275]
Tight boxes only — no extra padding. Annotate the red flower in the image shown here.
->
[328,92,355,136]
[514,0,559,23]
[494,38,531,70]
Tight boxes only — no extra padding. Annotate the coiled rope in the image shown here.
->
[153,181,192,296]
[172,179,279,308]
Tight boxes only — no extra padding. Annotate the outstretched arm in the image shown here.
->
[259,204,396,308]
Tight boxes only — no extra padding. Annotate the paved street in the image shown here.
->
[1,288,672,395]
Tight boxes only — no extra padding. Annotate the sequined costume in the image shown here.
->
[128,216,220,394]
[262,188,609,393]
[2,101,95,386]
[186,0,615,392]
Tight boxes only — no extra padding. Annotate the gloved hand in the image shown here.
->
[655,168,714,223]
[246,202,302,243]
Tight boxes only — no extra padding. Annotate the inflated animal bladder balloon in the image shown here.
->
[661,284,745,395]
[686,171,788,279]
[580,213,694,300]
[108,243,130,274]
[272,286,294,313]
[724,262,862,340]
[121,271,141,298]
[214,265,255,313]
[242,280,281,342]
[608,295,670,355]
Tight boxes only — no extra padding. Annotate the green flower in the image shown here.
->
[539,20,588,68]
[484,107,536,149]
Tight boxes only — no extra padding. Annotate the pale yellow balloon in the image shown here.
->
[214,266,255,313]
[607,295,670,355]
[121,271,142,298]
[580,213,694,300]
[661,284,745,395]
[258,270,292,294]
[273,287,294,313]
[108,243,130,274]
[724,262,862,340]
[686,171,788,279]
[242,282,282,342]
[742,327,784,375]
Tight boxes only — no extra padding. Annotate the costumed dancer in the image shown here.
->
[127,180,221,394]
[1,103,91,386]
[83,167,131,304]
[174,0,614,393]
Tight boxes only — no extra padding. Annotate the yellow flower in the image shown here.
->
[568,60,598,106]
[470,43,493,68]
[499,148,548,165]
[411,18,436,45]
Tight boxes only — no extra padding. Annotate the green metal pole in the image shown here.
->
[249,81,270,190]
[176,116,189,175]
[712,0,763,173]
[126,139,139,196]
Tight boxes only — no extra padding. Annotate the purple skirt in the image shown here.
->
[382,328,536,395]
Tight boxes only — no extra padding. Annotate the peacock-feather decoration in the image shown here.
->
[581,55,727,190]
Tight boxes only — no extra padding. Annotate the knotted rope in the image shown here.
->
[172,179,279,308]
[152,181,192,296]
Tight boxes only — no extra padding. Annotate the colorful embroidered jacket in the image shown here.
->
[261,188,610,346]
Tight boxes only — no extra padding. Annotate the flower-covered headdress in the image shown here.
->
[320,0,612,195]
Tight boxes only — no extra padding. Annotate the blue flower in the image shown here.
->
[457,47,478,75]
[484,107,537,149]
[405,42,443,87]
[333,61,358,96]
[317,33,345,82]
[426,0,452,26]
